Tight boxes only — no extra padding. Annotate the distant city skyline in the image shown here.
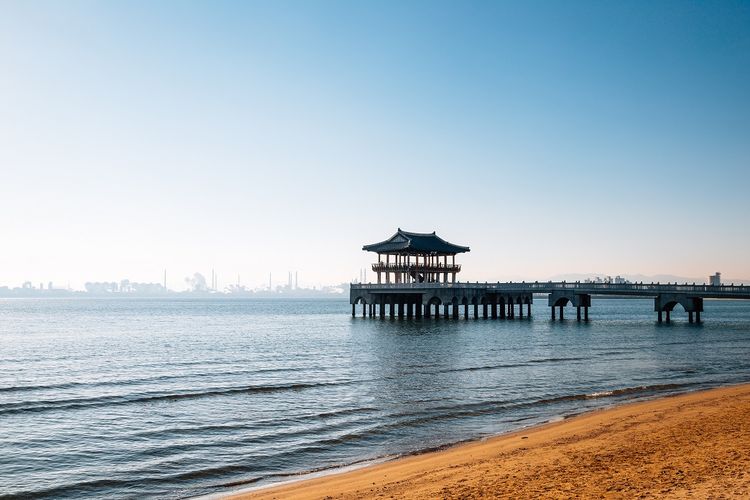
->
[2,1,749,288]
[1,269,747,294]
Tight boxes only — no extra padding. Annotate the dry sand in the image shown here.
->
[228,383,750,499]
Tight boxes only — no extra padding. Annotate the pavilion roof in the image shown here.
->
[362,229,470,255]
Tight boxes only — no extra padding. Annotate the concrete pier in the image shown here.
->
[351,282,750,322]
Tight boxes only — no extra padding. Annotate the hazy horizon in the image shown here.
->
[2,1,749,289]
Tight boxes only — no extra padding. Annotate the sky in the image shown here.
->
[1,1,749,289]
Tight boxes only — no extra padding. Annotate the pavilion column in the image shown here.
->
[385,254,391,283]
[377,254,382,284]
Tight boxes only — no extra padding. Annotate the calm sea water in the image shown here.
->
[1,297,750,499]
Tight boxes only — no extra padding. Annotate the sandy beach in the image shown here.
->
[230,383,750,499]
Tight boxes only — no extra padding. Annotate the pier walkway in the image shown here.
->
[350,282,750,323]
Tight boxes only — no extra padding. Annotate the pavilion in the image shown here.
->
[363,229,470,284]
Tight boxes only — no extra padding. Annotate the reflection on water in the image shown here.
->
[1,297,749,498]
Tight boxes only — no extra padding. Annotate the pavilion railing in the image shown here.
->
[371,263,461,272]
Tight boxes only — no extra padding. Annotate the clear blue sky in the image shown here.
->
[1,1,749,289]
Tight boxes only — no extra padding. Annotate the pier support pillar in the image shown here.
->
[362,302,366,318]
[491,302,497,319]
[551,306,556,320]
[658,310,663,323]
[584,306,589,321]
[500,302,506,319]
[390,303,395,319]
[352,304,355,317]
[474,303,478,319]
[444,304,449,319]
[398,302,404,318]
[559,305,564,321]
[453,305,459,319]
[424,304,430,318]
[666,310,671,323]
[688,311,694,323]
[464,303,469,319]
[577,306,581,322]
[527,303,531,317]
[483,303,488,319]
[519,303,523,318]
[415,301,422,319]
[696,311,701,323]
[407,302,413,318]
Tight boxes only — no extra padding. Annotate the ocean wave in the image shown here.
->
[537,383,694,405]
[0,380,352,416]
[0,366,312,394]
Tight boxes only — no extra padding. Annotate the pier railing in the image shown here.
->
[350,281,750,299]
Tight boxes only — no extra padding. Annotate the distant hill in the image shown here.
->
[547,273,750,286]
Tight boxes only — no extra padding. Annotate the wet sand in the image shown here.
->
[228,383,750,499]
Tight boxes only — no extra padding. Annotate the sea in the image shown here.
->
[1,297,750,499]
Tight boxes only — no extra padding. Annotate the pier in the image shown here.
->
[351,229,750,323]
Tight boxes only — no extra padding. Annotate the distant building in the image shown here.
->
[709,272,721,286]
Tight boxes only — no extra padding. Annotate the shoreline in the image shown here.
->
[223,382,750,499]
